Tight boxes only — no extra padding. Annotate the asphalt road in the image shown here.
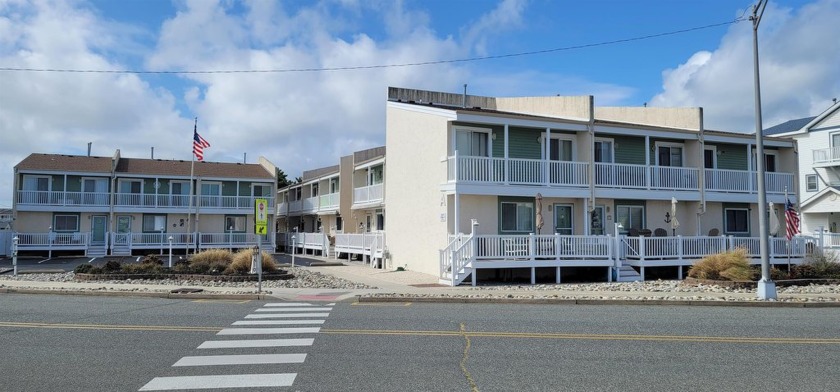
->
[1,294,839,391]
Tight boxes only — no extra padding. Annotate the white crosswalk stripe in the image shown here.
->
[232,320,325,325]
[140,374,296,391]
[254,307,332,312]
[244,312,330,318]
[139,301,334,391]
[197,338,314,349]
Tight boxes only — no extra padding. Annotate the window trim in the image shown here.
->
[452,126,493,157]
[723,208,750,235]
[594,137,615,163]
[499,200,535,233]
[540,133,576,161]
[654,141,685,167]
[224,215,246,233]
[615,204,646,234]
[142,214,167,233]
[53,213,80,232]
[703,146,717,169]
[806,174,819,192]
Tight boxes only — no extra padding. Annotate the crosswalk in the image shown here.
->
[139,302,334,391]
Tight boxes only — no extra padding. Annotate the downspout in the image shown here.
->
[109,151,117,255]
[697,107,706,236]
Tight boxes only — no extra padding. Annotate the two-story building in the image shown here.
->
[13,150,276,256]
[277,146,385,264]
[384,87,804,285]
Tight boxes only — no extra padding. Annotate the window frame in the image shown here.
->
[541,133,576,162]
[224,215,246,233]
[500,201,535,233]
[654,142,684,167]
[806,174,818,192]
[53,213,80,232]
[142,214,167,233]
[724,208,750,235]
[453,126,493,157]
[118,179,143,194]
[615,204,645,234]
[594,138,615,163]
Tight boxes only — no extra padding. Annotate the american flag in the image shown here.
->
[193,126,211,161]
[785,198,800,240]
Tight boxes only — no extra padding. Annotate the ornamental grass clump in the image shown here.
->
[187,249,233,274]
[688,248,752,281]
[790,250,840,279]
[225,249,278,274]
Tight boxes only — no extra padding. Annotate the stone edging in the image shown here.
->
[356,295,840,308]
[74,272,294,282]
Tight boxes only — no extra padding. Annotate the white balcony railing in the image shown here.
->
[354,184,384,205]
[813,146,840,164]
[319,192,340,210]
[110,194,274,209]
[446,155,793,194]
[16,191,110,207]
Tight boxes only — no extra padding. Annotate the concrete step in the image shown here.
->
[615,265,642,282]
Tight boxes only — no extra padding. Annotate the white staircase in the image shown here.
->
[615,264,642,282]
[87,245,107,257]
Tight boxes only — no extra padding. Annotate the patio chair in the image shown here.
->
[627,228,640,237]
[653,228,668,237]
[639,229,652,237]
[708,228,720,236]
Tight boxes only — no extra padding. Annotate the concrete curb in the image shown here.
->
[356,295,840,308]
[0,287,266,300]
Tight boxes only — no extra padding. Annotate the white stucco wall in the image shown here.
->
[595,107,701,130]
[385,105,450,276]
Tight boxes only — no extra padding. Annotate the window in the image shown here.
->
[225,215,246,232]
[252,184,270,197]
[806,175,818,192]
[201,182,222,207]
[311,183,319,197]
[703,147,717,169]
[455,129,490,157]
[376,209,385,231]
[23,175,50,191]
[501,202,534,232]
[724,208,749,235]
[119,180,142,193]
[336,216,343,231]
[142,215,166,232]
[833,133,840,148]
[594,139,614,163]
[53,214,79,232]
[330,178,339,193]
[369,166,384,185]
[656,143,683,167]
[544,136,574,161]
[616,205,644,233]
[751,150,778,172]
[170,181,190,206]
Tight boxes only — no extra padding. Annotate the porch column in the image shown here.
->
[454,192,460,235]
[504,124,509,184]
[645,136,651,189]
[583,197,590,235]
[544,127,551,185]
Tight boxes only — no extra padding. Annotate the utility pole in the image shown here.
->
[751,0,776,300]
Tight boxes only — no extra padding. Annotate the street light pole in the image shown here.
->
[168,236,173,268]
[12,236,18,277]
[751,0,776,300]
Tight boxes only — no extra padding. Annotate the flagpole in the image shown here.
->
[785,186,791,271]
[188,117,197,253]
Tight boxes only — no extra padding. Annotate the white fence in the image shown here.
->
[0,231,11,257]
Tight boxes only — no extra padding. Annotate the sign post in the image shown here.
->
[254,198,268,293]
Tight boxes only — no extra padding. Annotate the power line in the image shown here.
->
[0,18,746,75]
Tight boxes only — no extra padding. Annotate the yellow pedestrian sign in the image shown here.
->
[255,198,268,234]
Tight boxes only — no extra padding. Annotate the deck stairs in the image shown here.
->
[615,264,642,282]
[86,245,108,257]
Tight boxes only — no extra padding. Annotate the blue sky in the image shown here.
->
[1,0,839,208]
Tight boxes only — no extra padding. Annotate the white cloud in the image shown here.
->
[650,0,840,132]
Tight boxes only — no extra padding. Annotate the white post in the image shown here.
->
[291,235,296,268]
[228,226,233,251]
[168,236,173,268]
[613,223,623,277]
[12,236,19,277]
[256,239,262,294]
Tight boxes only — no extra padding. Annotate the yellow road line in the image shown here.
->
[320,328,840,345]
[0,321,221,332]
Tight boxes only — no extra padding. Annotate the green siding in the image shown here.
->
[508,127,542,159]
[158,179,170,194]
[143,179,155,194]
[222,181,237,196]
[66,176,81,192]
[238,182,250,196]
[713,144,748,170]
[613,135,645,164]
[51,176,64,191]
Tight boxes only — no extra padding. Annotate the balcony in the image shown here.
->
[445,155,794,194]
[16,190,110,207]
[354,184,384,206]
[813,146,840,166]
[111,194,274,210]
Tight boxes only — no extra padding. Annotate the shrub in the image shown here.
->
[121,262,164,274]
[103,260,122,273]
[688,248,752,281]
[225,249,278,274]
[74,264,94,274]
[140,254,163,266]
[190,249,233,265]
[790,250,840,279]
[172,260,192,273]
